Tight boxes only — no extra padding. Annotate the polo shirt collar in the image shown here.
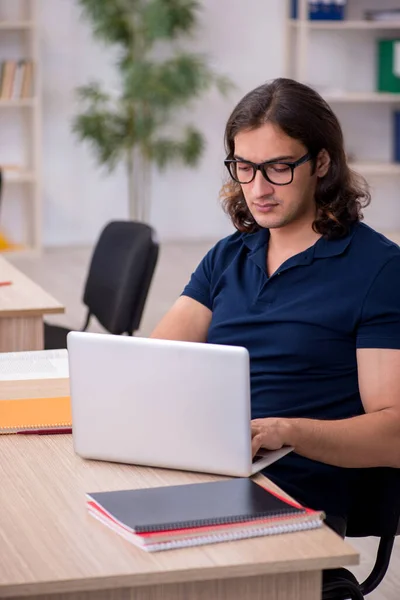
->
[242,229,269,272]
[242,228,270,252]
[243,223,357,259]
[314,223,357,258]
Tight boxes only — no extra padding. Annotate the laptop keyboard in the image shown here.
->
[252,454,264,464]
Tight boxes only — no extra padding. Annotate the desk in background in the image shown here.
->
[0,379,359,600]
[0,256,64,352]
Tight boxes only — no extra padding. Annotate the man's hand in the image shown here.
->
[251,418,289,457]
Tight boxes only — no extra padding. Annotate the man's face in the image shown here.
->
[233,122,321,231]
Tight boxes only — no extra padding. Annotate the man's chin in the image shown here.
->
[253,216,288,230]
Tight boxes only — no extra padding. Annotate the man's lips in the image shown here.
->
[254,202,279,211]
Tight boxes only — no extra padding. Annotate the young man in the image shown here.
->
[150,78,400,534]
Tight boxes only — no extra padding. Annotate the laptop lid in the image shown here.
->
[67,332,258,476]
[67,332,292,476]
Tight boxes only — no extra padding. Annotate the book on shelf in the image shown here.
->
[13,60,25,98]
[291,0,347,21]
[20,60,33,98]
[0,60,16,99]
[87,478,325,552]
[365,9,400,21]
[0,59,34,99]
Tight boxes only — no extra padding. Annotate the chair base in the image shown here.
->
[322,568,363,600]
[360,535,394,596]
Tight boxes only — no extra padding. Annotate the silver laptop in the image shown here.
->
[67,331,292,477]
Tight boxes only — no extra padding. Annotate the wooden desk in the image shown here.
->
[0,256,64,352]
[0,380,359,600]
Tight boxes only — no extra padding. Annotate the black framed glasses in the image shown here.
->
[224,152,313,186]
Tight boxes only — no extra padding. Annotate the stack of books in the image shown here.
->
[87,478,325,552]
[0,349,71,435]
[292,0,347,21]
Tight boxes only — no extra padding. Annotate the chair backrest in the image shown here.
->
[346,467,400,538]
[82,220,159,335]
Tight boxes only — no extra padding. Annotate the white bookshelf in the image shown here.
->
[0,97,36,107]
[324,92,400,103]
[289,19,400,29]
[285,0,400,184]
[4,169,35,183]
[0,0,41,253]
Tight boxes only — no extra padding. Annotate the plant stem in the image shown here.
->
[125,7,145,221]
[127,149,138,220]
[141,153,152,223]
[127,147,152,221]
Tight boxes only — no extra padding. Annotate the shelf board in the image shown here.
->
[0,21,35,30]
[322,92,400,103]
[349,162,400,175]
[3,170,36,183]
[289,19,400,30]
[0,98,36,107]
[0,246,39,258]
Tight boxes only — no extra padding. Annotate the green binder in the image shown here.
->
[378,39,400,93]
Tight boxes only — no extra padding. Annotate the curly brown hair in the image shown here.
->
[221,78,370,239]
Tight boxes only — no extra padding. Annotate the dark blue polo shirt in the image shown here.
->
[181,222,400,518]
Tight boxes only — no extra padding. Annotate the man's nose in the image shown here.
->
[251,169,275,198]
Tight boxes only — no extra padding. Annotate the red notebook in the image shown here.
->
[87,478,325,552]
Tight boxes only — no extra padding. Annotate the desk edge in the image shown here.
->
[0,548,359,598]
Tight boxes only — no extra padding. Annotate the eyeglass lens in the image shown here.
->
[229,161,293,185]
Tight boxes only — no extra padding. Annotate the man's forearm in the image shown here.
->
[281,409,400,468]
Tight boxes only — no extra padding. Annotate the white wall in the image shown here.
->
[3,1,396,247]
[37,0,287,246]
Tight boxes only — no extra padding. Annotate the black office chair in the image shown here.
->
[44,220,159,349]
[322,467,400,600]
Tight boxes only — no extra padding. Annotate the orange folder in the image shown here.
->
[0,396,72,434]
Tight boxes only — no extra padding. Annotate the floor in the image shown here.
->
[8,236,400,600]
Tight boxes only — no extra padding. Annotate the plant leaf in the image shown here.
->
[123,53,217,110]
[141,0,200,42]
[72,109,129,171]
[77,0,137,47]
[75,82,111,105]
[149,126,204,169]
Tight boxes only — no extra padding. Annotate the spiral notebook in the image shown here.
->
[87,478,325,551]
[0,395,72,434]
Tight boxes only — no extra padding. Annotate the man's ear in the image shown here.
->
[316,149,331,178]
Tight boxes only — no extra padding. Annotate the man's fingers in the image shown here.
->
[251,433,262,457]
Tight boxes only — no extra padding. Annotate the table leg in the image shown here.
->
[0,316,44,352]
[9,571,322,600]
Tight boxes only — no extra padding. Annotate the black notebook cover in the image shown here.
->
[87,478,305,534]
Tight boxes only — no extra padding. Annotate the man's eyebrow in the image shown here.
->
[233,154,295,162]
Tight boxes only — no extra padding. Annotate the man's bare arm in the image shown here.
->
[150,296,212,343]
[251,348,400,468]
